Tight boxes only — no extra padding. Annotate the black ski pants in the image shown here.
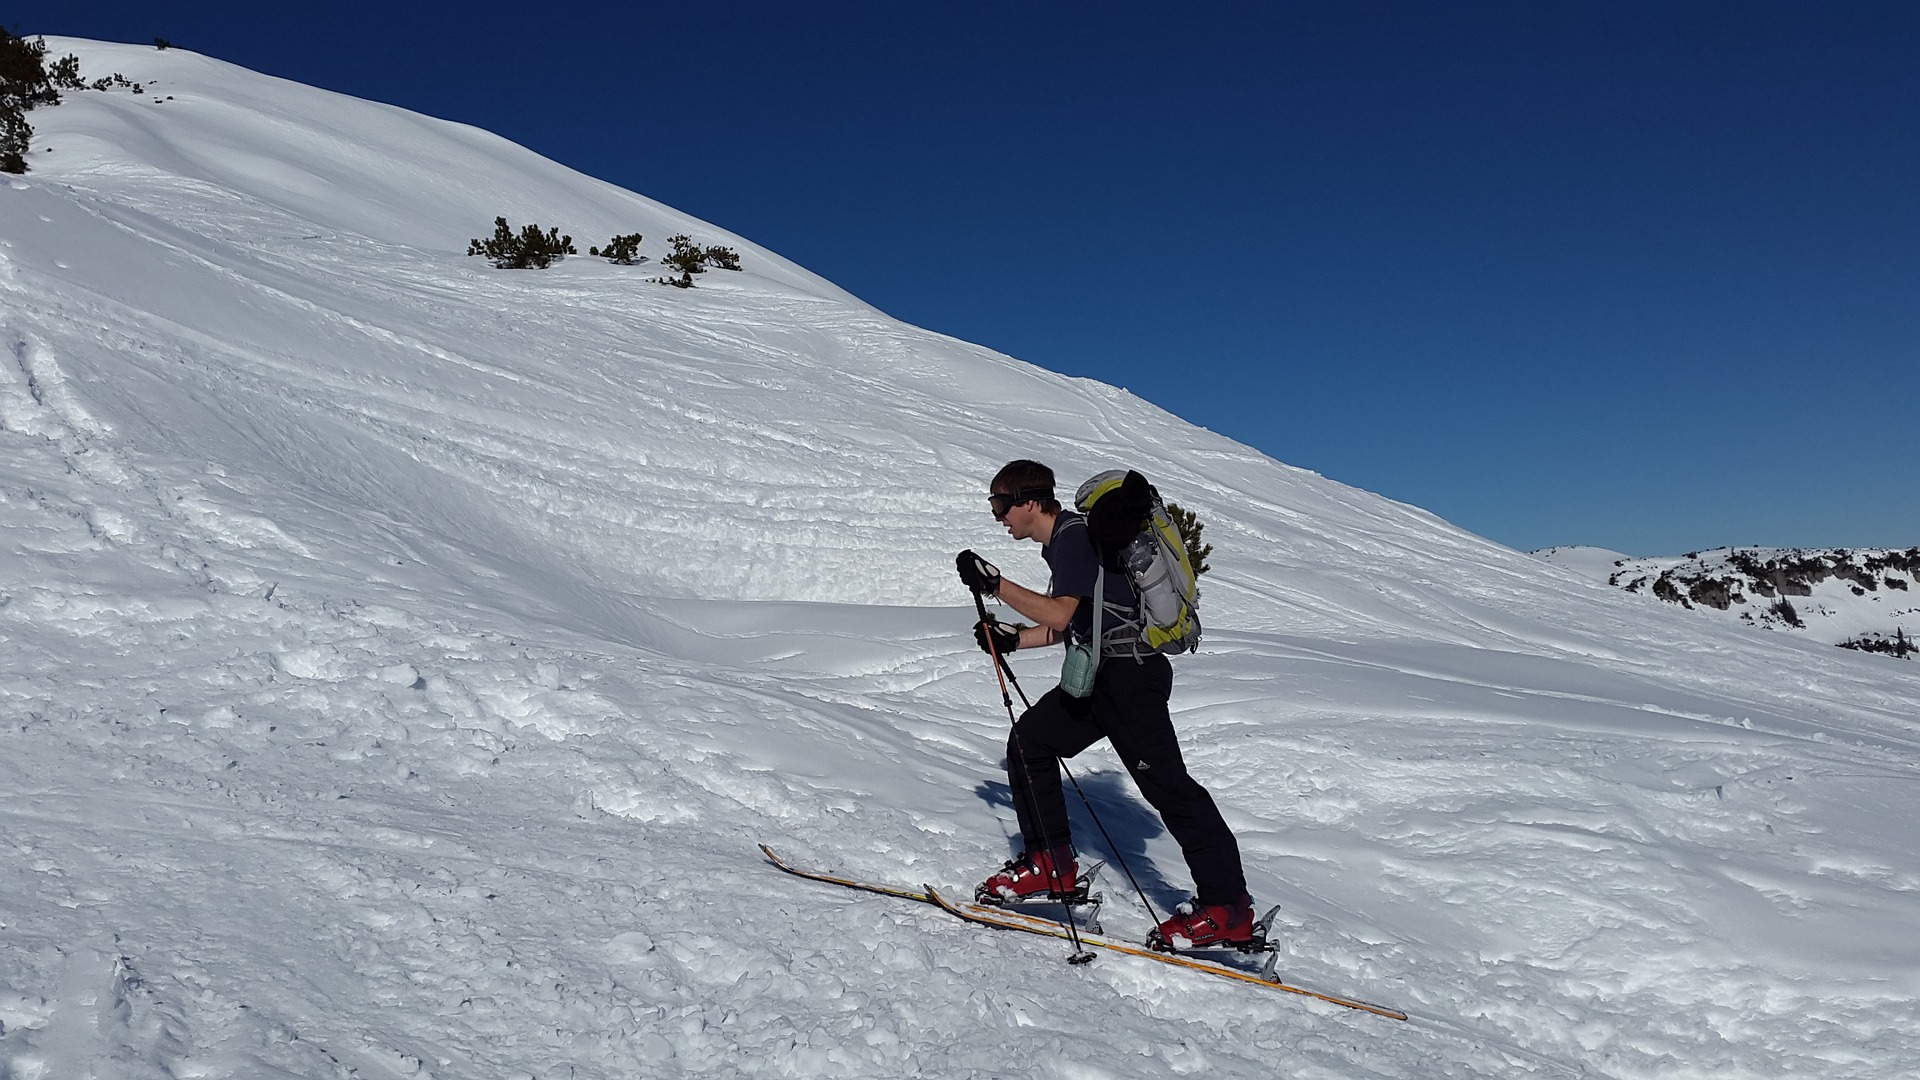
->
[1005,653,1248,905]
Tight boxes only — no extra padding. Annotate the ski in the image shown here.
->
[760,846,1405,1021]
[924,886,1408,1021]
[761,844,1103,922]
[760,843,934,904]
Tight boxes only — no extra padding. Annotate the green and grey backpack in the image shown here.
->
[1074,469,1203,657]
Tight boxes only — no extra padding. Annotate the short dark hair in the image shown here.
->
[990,459,1063,515]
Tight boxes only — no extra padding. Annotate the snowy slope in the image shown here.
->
[5,39,1920,1079]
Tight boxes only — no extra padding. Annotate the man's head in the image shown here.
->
[989,459,1062,542]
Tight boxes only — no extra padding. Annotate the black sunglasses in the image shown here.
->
[988,488,1049,520]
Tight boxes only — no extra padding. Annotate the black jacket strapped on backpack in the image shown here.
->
[1043,513,1144,657]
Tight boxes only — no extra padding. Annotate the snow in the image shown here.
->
[4,38,1919,1079]
[1533,545,1632,582]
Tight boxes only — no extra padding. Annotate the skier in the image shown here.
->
[957,459,1256,948]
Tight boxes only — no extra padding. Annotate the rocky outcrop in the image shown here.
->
[1587,547,1920,658]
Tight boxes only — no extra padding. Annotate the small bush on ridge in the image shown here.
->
[589,233,644,264]
[1165,502,1212,576]
[652,234,742,288]
[467,217,577,269]
[1838,627,1914,659]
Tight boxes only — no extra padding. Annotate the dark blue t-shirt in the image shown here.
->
[1043,512,1139,645]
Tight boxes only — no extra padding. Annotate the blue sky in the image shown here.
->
[18,2,1919,554]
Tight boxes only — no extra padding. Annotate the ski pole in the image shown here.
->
[974,591,1166,933]
[974,589,1095,965]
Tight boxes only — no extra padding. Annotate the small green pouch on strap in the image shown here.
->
[1058,566,1107,699]
[1060,641,1098,698]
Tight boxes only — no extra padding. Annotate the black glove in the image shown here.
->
[974,618,1022,656]
[956,549,1002,595]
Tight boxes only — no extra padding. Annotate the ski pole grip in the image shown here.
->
[971,587,1031,708]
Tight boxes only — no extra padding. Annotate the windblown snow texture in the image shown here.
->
[3,39,1918,1079]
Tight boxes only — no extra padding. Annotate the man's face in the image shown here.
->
[992,491,1044,542]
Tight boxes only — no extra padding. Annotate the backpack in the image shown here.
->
[1073,469,1202,656]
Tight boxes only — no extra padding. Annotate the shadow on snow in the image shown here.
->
[973,769,1189,915]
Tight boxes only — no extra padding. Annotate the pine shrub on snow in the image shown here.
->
[650,234,743,287]
[467,217,578,269]
[1838,627,1915,659]
[1165,501,1213,597]
[589,233,645,265]
[1,29,82,174]
[0,107,29,173]
[1768,597,1804,628]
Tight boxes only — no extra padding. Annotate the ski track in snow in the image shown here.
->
[3,38,1919,1079]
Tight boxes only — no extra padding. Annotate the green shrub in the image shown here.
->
[0,30,61,108]
[653,234,743,287]
[47,53,82,90]
[659,234,705,276]
[467,217,577,269]
[1,29,81,173]
[1165,502,1212,579]
[1838,628,1914,659]
[1768,598,1803,628]
[0,108,29,173]
[589,232,644,264]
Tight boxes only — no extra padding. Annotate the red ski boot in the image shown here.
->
[975,845,1078,903]
[1148,893,1256,951]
